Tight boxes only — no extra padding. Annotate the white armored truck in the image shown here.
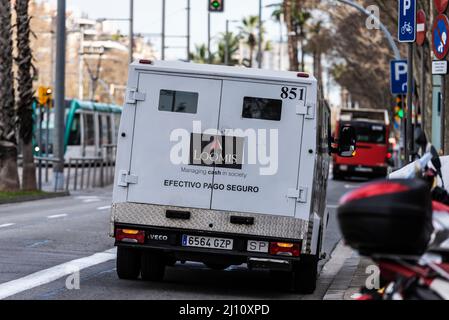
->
[111,60,356,293]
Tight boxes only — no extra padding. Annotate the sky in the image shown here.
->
[40,0,341,105]
[61,0,282,60]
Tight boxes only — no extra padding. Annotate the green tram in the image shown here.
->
[33,99,122,159]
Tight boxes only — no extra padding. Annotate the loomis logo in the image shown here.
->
[190,133,243,169]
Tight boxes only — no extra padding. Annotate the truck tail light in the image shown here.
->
[386,152,392,160]
[297,72,310,78]
[116,229,145,244]
[139,59,153,65]
[269,242,300,257]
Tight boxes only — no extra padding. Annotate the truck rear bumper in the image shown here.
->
[111,202,310,252]
[113,222,308,269]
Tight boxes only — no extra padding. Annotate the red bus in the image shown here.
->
[332,109,391,180]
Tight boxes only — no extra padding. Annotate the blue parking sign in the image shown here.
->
[390,60,408,95]
[398,0,416,42]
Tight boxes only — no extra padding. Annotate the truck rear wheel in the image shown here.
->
[290,256,318,294]
[116,246,141,280]
[141,251,166,281]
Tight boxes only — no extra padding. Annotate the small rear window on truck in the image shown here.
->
[242,97,282,121]
[158,89,199,114]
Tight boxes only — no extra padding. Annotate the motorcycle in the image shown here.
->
[337,149,449,300]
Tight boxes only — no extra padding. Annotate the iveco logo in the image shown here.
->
[149,234,168,241]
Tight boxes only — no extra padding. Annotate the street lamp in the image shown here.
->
[225,19,239,66]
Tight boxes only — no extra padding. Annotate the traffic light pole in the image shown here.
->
[161,0,166,60]
[187,0,191,61]
[129,0,134,63]
[54,0,66,191]
[208,11,211,63]
[258,0,262,68]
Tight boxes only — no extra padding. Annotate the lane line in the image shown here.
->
[83,199,101,203]
[0,223,15,229]
[0,248,117,300]
[47,214,68,219]
[97,206,111,211]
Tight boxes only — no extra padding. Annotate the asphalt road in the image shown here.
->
[0,178,366,300]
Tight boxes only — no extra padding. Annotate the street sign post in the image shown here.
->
[398,0,417,42]
[417,10,426,134]
[433,13,449,154]
[434,0,449,14]
[390,60,408,95]
[398,0,416,163]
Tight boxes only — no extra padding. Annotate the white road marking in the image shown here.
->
[0,223,15,229]
[47,214,68,219]
[83,199,101,203]
[0,248,117,300]
[97,206,111,211]
[75,196,99,200]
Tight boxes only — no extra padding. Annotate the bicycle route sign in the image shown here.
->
[433,14,449,60]
[398,0,416,43]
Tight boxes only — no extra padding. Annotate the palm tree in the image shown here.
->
[305,20,331,89]
[15,0,37,191]
[283,0,298,71]
[295,10,312,71]
[0,0,20,191]
[189,44,212,64]
[217,31,241,66]
[275,0,311,71]
[239,16,259,68]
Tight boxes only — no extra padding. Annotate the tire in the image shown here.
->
[290,256,319,294]
[204,263,231,270]
[116,246,141,280]
[141,251,166,281]
[332,168,343,181]
[333,173,343,181]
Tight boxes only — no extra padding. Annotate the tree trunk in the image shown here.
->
[15,0,37,191]
[0,0,20,192]
[300,38,305,71]
[284,0,299,71]
[0,146,20,191]
[249,46,254,68]
[21,140,36,190]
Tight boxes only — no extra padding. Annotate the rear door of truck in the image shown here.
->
[126,72,222,209]
[211,80,308,217]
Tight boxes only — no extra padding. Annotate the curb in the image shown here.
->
[321,241,360,300]
[0,192,70,205]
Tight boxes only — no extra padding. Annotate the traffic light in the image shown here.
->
[37,86,53,106]
[394,95,405,122]
[208,0,224,12]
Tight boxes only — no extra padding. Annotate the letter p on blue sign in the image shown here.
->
[391,60,408,95]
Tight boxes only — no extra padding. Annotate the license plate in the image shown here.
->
[247,240,269,253]
[182,235,233,250]
[355,167,373,173]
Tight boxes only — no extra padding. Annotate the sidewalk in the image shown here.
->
[323,242,374,300]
